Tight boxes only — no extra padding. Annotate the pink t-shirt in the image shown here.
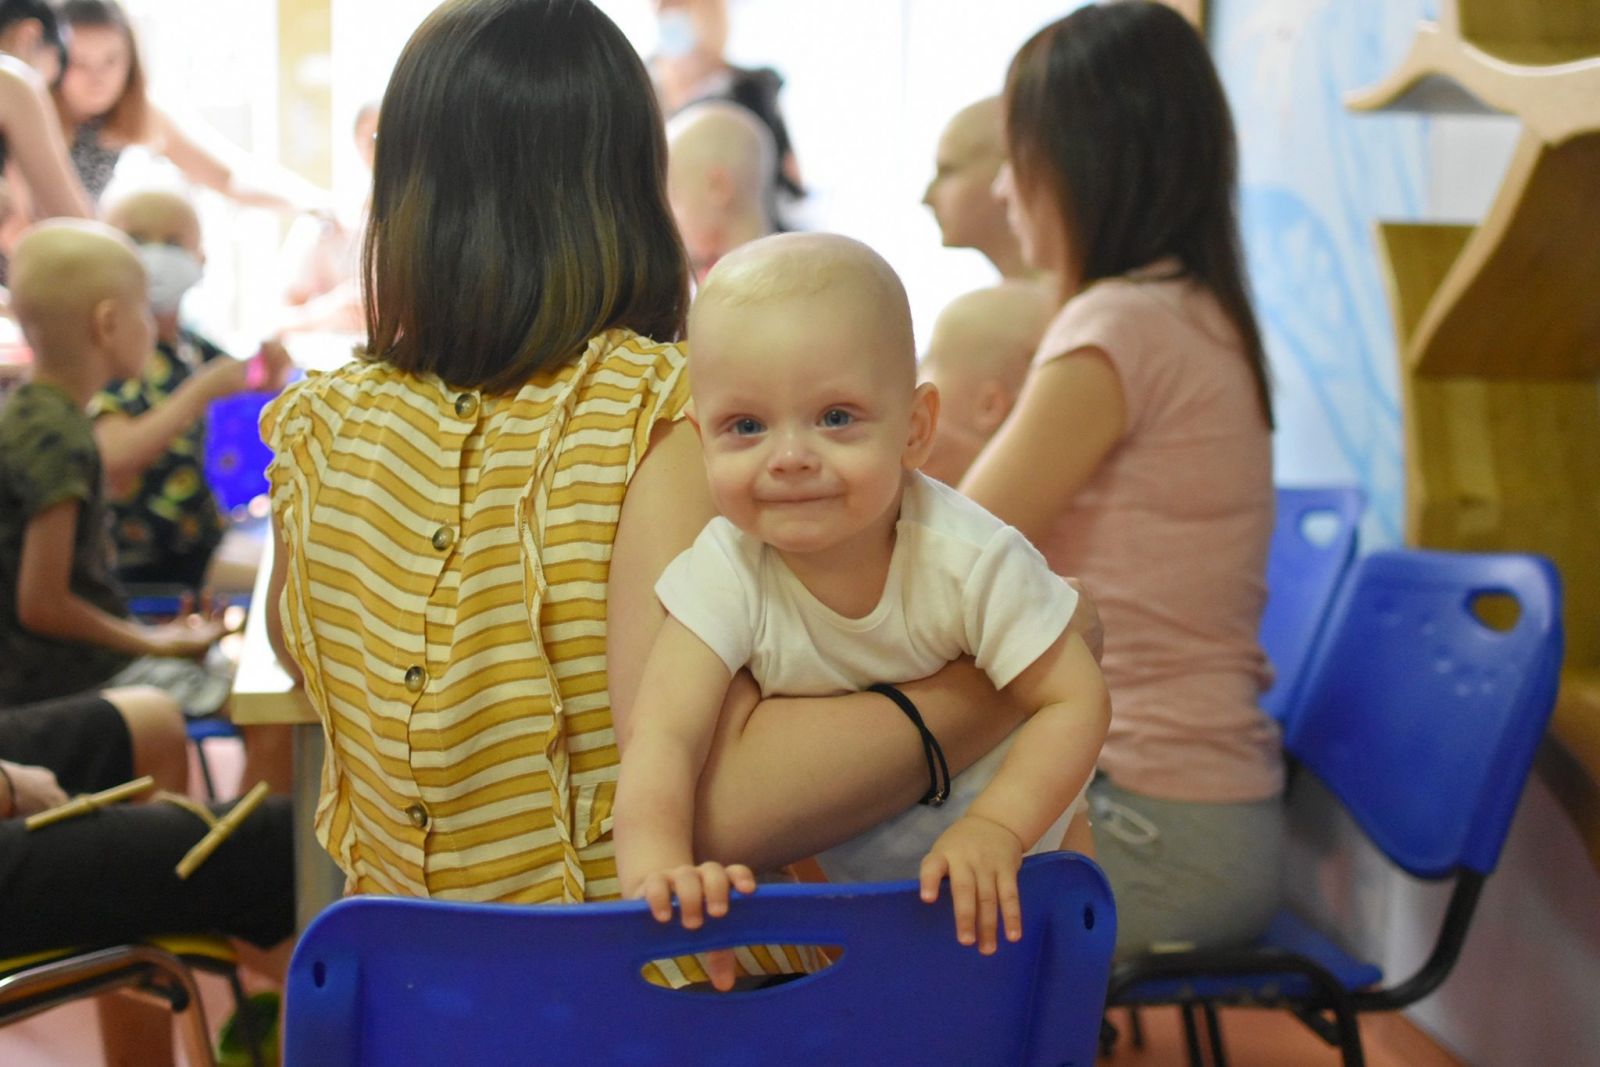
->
[1035,269,1282,803]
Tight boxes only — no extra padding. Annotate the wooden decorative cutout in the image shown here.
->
[1351,0,1600,871]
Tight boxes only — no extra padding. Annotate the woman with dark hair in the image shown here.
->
[262,0,1062,985]
[962,0,1282,956]
[51,0,326,211]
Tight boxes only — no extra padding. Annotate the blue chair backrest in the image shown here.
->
[285,852,1115,1067]
[1285,549,1562,879]
[1259,486,1364,722]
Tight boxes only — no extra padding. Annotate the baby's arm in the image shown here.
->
[17,501,223,658]
[614,616,755,929]
[919,628,1109,953]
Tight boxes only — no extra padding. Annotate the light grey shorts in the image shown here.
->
[106,654,232,719]
[1088,775,1284,959]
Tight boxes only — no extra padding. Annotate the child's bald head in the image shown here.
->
[102,188,202,254]
[690,232,917,391]
[10,220,151,382]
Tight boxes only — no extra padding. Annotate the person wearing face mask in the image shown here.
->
[650,0,803,226]
[91,187,290,592]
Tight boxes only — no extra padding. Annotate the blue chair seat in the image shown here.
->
[1118,910,1383,1004]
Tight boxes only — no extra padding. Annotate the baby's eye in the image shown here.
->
[820,409,854,429]
[730,417,764,436]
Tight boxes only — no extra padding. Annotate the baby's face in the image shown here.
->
[689,292,919,559]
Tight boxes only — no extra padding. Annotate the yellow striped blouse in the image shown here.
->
[263,328,686,905]
[264,328,813,984]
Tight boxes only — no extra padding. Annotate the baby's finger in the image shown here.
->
[697,863,732,918]
[706,948,738,993]
[948,863,977,947]
[976,871,1000,955]
[919,852,949,904]
[672,869,706,930]
[726,864,757,895]
[1000,870,1023,944]
[641,875,674,923]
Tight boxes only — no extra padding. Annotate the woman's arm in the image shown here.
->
[608,420,1029,872]
[0,62,92,220]
[959,347,1126,546]
[151,106,330,216]
[265,510,303,686]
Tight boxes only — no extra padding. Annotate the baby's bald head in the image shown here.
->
[921,282,1052,397]
[11,220,146,336]
[691,232,917,388]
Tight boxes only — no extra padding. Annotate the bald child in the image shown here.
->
[919,282,1054,485]
[923,97,1032,281]
[91,188,289,591]
[666,100,777,283]
[0,220,226,707]
[614,232,1109,966]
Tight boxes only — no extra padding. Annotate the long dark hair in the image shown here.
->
[1005,0,1272,428]
[365,0,689,392]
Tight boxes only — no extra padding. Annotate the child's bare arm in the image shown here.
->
[919,629,1109,953]
[613,617,747,906]
[17,501,222,658]
[95,360,250,497]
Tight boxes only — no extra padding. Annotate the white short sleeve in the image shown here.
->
[963,525,1080,688]
[654,519,761,674]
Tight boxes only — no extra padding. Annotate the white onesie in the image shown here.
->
[654,472,1087,883]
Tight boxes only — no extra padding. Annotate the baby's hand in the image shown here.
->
[633,862,756,992]
[919,814,1025,955]
[635,861,755,929]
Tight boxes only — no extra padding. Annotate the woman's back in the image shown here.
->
[1034,271,1279,804]
[263,328,688,902]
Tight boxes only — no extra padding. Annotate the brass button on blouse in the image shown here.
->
[404,665,427,692]
[454,392,479,418]
[431,526,456,551]
[405,803,429,829]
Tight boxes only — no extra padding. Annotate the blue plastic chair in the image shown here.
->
[1259,486,1364,723]
[285,852,1116,1066]
[1107,549,1563,1067]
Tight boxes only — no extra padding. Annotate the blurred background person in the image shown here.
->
[918,281,1053,486]
[665,98,774,284]
[273,99,377,335]
[923,96,1031,282]
[51,0,329,213]
[650,0,802,226]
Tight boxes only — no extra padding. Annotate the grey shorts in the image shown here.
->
[105,655,232,719]
[1088,775,1284,959]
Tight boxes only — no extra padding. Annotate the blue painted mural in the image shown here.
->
[1213,0,1435,545]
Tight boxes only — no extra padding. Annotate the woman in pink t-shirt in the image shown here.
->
[961,1,1282,957]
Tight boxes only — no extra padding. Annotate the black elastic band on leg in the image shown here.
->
[868,683,950,806]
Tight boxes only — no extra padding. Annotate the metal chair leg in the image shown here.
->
[1202,1002,1229,1067]
[1128,1005,1146,1049]
[1332,1003,1366,1067]
[224,968,267,1067]
[194,739,219,801]
[1180,1003,1207,1067]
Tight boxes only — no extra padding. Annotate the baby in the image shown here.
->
[614,233,1109,959]
[918,282,1054,486]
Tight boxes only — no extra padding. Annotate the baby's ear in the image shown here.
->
[903,381,940,470]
